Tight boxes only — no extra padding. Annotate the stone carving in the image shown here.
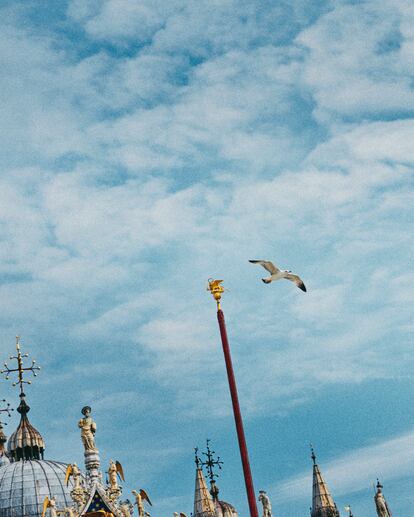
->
[106,459,124,500]
[120,500,134,517]
[42,496,58,517]
[258,491,272,517]
[108,460,119,490]
[65,463,82,490]
[78,407,97,452]
[375,481,392,517]
[132,489,152,517]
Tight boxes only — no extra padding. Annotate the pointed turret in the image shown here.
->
[193,448,215,517]
[310,448,340,517]
[374,480,392,517]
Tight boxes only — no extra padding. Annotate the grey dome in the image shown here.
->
[0,460,74,517]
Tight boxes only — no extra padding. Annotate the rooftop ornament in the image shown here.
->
[1,336,41,397]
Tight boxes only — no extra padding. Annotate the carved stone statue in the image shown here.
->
[108,460,119,490]
[119,500,133,517]
[258,491,272,517]
[375,481,392,517]
[42,497,58,517]
[65,463,82,490]
[132,489,152,517]
[78,406,97,452]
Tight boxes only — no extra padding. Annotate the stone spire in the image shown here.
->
[310,447,340,517]
[193,448,215,517]
[374,480,392,517]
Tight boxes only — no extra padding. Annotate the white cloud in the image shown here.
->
[297,1,414,122]
[0,2,413,512]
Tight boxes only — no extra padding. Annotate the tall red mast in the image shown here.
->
[207,280,259,517]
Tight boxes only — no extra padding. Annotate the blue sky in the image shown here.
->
[0,0,413,515]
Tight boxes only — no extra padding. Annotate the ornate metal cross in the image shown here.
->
[194,447,202,468]
[1,336,41,395]
[201,439,223,483]
[0,399,13,426]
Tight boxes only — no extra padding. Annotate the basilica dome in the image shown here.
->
[0,460,74,517]
[0,392,76,517]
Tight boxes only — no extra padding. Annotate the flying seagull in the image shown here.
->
[249,260,306,292]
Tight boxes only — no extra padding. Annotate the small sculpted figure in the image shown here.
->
[107,459,125,490]
[42,497,58,517]
[120,500,133,517]
[375,482,392,517]
[65,463,82,490]
[132,489,152,517]
[258,491,272,517]
[78,406,97,452]
[108,460,118,490]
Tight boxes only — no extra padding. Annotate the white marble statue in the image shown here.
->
[375,482,392,517]
[258,491,272,517]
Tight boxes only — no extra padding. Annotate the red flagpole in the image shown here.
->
[208,280,259,517]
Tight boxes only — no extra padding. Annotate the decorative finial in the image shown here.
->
[201,439,223,483]
[194,447,201,468]
[1,336,41,397]
[207,279,225,310]
[0,399,13,422]
[0,399,13,439]
[310,443,316,465]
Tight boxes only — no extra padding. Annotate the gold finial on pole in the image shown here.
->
[207,279,225,310]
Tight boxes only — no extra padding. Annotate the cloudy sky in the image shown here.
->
[0,0,413,515]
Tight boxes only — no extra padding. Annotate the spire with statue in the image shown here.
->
[374,480,392,517]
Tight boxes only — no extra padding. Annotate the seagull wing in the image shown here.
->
[249,260,279,274]
[284,273,306,292]
[140,489,152,506]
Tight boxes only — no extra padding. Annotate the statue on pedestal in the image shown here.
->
[132,489,152,517]
[258,491,272,517]
[78,406,97,452]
